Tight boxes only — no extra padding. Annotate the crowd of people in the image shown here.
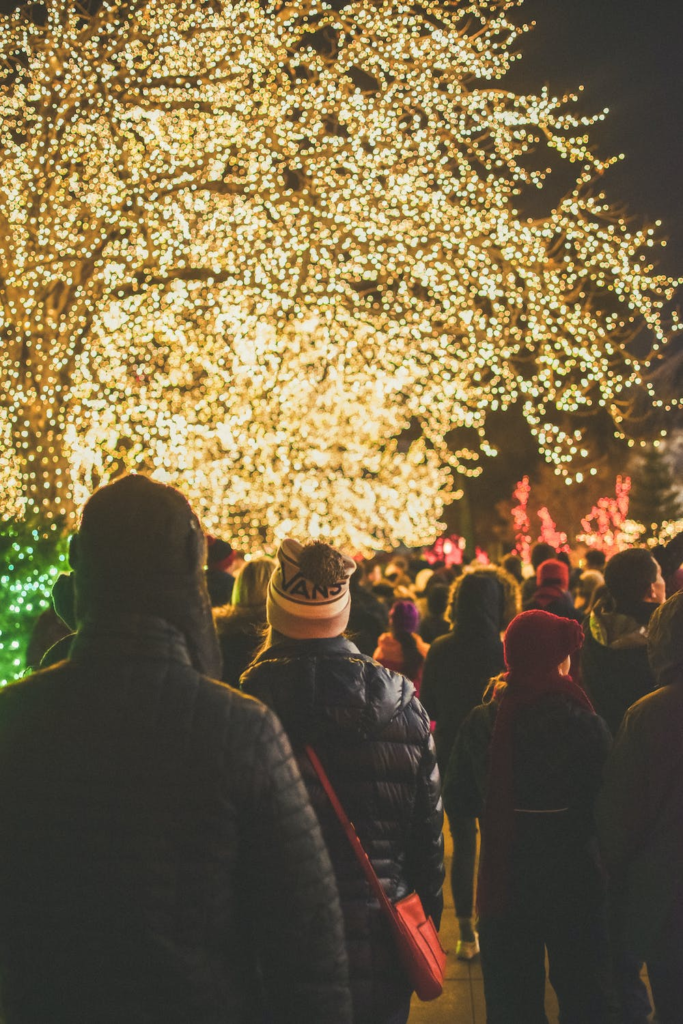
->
[2,473,683,1023]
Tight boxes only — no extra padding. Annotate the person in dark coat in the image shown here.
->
[523,559,582,621]
[241,538,444,1024]
[445,611,612,1024]
[420,572,506,960]
[581,547,666,736]
[597,591,683,1024]
[215,557,274,687]
[419,583,450,643]
[205,535,235,607]
[0,476,352,1024]
[346,559,389,655]
[520,542,556,605]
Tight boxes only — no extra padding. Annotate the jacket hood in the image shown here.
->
[243,636,417,743]
[588,606,650,650]
[70,475,221,678]
[455,573,504,638]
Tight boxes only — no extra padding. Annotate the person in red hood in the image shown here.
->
[524,559,582,622]
[446,610,611,1024]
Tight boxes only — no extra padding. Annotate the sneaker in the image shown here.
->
[455,936,480,960]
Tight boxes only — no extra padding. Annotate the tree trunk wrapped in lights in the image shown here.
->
[0,0,679,548]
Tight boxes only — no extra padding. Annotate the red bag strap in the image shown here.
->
[305,745,393,913]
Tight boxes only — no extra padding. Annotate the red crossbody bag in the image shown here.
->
[305,745,446,1002]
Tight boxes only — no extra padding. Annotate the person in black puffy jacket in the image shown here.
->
[0,476,352,1024]
[241,537,445,1024]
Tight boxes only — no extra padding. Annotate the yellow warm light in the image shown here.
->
[0,0,678,550]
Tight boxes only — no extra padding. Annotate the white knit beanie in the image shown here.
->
[267,538,357,640]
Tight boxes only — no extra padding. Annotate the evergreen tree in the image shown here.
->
[629,446,683,536]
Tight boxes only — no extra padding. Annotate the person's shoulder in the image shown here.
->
[624,682,683,725]
[197,670,271,722]
[426,629,455,656]
[0,661,71,699]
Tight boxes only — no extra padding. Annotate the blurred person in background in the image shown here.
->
[582,548,665,737]
[524,559,582,622]
[598,591,683,1024]
[421,571,508,960]
[347,559,389,656]
[419,583,450,644]
[374,598,430,695]
[215,557,275,688]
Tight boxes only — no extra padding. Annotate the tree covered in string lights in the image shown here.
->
[0,0,679,551]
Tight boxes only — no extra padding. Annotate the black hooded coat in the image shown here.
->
[420,574,506,774]
[0,477,351,1024]
[241,635,444,1024]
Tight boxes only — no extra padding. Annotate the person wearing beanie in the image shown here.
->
[205,534,235,607]
[373,598,430,694]
[597,591,683,1024]
[242,538,444,1024]
[524,558,582,621]
[0,477,352,1024]
[444,610,611,1024]
[582,547,666,737]
[520,541,557,605]
[421,572,507,961]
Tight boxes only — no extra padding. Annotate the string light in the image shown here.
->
[0,0,679,550]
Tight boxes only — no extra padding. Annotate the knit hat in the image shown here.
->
[504,609,583,680]
[536,558,569,590]
[267,538,356,640]
[70,474,221,678]
[390,599,420,634]
[648,591,683,685]
[206,535,234,572]
[479,609,591,920]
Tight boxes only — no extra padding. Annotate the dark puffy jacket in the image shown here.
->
[0,617,351,1024]
[241,636,444,1024]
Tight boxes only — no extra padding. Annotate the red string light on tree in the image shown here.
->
[511,477,532,563]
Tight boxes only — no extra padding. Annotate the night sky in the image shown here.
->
[506,0,683,279]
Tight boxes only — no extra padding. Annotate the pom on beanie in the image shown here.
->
[504,609,583,678]
[267,538,356,639]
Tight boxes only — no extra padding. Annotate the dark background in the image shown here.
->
[507,0,683,278]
